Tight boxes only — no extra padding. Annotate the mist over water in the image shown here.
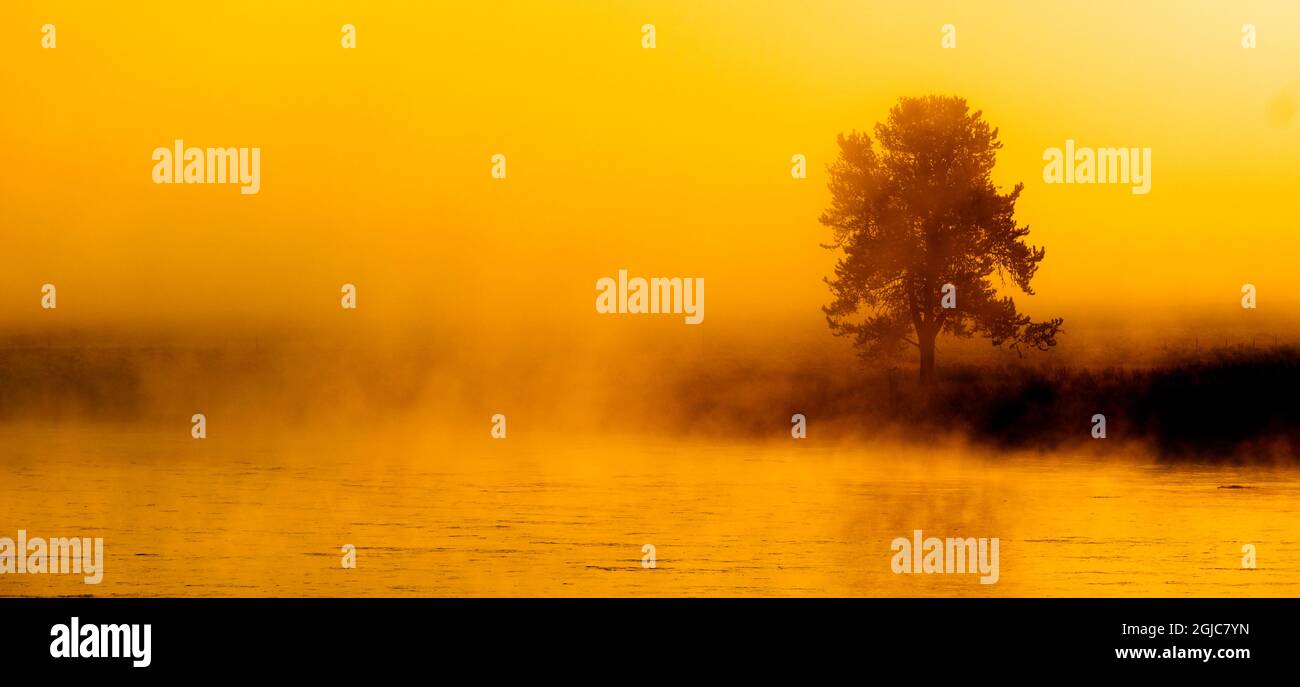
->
[2,319,1298,596]
[4,312,1298,453]
[3,0,1300,601]
[3,421,1298,597]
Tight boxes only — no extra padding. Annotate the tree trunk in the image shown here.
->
[918,334,936,384]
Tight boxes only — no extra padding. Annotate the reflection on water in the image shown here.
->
[1,422,1298,597]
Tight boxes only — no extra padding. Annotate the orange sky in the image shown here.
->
[2,1,1298,352]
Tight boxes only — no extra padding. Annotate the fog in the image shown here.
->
[4,307,1298,463]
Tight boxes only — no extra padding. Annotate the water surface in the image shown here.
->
[2,423,1297,596]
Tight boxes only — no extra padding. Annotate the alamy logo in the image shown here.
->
[596,270,704,324]
[50,617,151,668]
[152,139,261,195]
[891,529,999,584]
[0,529,103,584]
[1042,139,1151,194]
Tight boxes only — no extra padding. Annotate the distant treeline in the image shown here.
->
[669,345,1300,462]
[2,340,1296,462]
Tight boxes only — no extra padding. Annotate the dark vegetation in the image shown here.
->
[672,345,1300,462]
[2,340,1295,462]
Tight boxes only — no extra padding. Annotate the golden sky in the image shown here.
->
[3,1,1298,347]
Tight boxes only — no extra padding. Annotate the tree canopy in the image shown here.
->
[821,95,1062,382]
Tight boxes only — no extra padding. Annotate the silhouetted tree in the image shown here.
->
[821,96,1062,383]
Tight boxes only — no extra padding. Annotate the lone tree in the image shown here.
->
[821,96,1062,383]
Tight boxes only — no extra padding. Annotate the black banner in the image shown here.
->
[0,598,1282,675]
